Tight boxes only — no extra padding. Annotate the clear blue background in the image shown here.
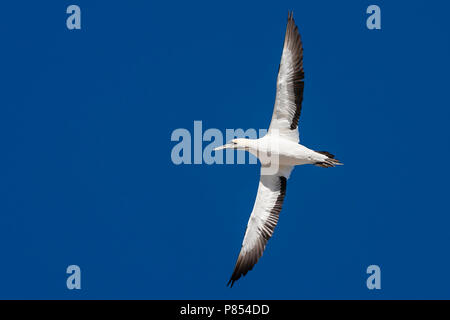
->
[1,0,449,299]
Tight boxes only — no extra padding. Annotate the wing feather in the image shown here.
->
[268,12,304,142]
[227,168,291,287]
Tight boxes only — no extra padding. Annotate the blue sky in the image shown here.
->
[1,0,450,299]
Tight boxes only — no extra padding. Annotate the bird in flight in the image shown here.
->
[214,12,342,287]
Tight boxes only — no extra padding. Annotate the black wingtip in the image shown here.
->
[316,151,335,159]
[227,278,235,288]
[288,11,294,21]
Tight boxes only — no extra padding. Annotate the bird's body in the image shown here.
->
[214,12,341,287]
[231,136,336,167]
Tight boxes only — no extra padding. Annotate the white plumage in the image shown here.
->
[214,12,341,287]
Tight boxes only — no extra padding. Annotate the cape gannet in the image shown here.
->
[214,12,342,287]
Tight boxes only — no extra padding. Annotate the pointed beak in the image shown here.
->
[214,143,232,151]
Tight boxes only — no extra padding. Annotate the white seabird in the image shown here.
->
[214,12,342,287]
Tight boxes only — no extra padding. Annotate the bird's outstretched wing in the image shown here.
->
[268,12,304,142]
[228,166,292,287]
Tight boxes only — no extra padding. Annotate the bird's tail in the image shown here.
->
[314,151,342,168]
